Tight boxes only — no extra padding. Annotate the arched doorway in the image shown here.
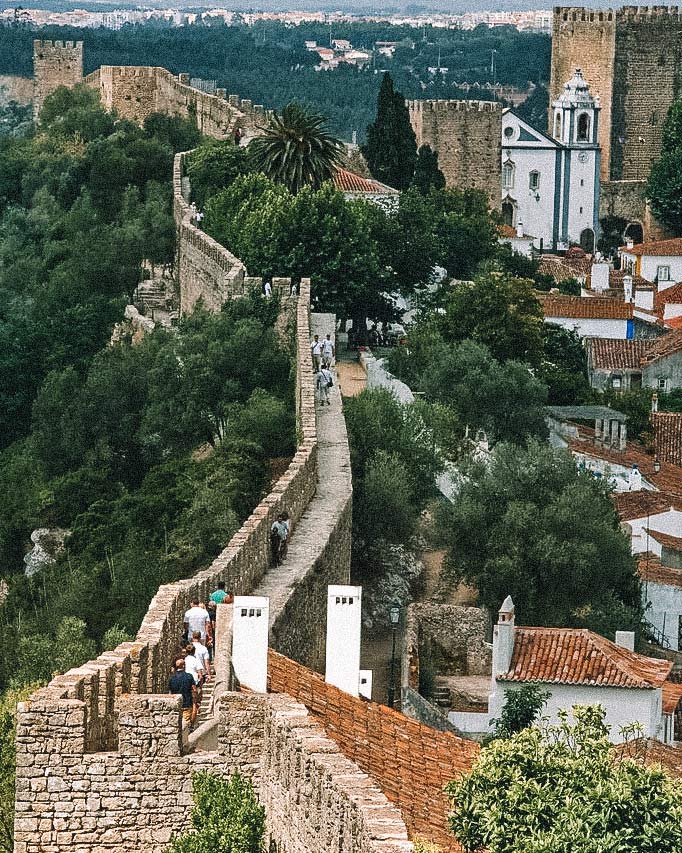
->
[580,228,595,253]
[624,221,643,245]
[502,199,515,227]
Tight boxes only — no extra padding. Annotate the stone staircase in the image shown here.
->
[196,677,216,726]
[134,277,178,325]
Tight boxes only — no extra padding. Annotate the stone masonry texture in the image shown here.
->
[551,7,682,184]
[407,99,502,206]
[32,40,83,120]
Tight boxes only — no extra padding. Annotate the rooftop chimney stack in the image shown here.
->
[492,595,516,679]
[325,585,362,697]
[629,464,642,492]
[615,631,635,651]
[623,274,633,303]
[232,596,269,693]
[626,238,634,250]
[652,392,659,413]
[516,221,524,239]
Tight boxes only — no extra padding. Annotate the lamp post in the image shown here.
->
[388,603,401,708]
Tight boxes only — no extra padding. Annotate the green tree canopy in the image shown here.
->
[447,705,682,853]
[648,99,682,234]
[362,72,417,191]
[412,144,445,194]
[436,440,642,635]
[248,102,343,194]
[186,140,252,208]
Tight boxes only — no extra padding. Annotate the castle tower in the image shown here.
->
[407,99,502,206]
[33,39,84,121]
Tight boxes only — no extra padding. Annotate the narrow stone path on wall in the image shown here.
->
[253,312,351,639]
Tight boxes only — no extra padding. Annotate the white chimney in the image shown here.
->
[623,274,633,303]
[652,392,659,413]
[232,596,269,693]
[325,585,362,697]
[590,263,610,292]
[492,595,516,679]
[629,464,642,492]
[516,221,524,239]
[615,631,635,651]
[626,238,634,250]
[358,670,373,700]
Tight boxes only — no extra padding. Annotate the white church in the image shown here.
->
[501,69,601,254]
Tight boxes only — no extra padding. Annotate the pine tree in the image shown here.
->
[412,144,446,194]
[362,73,417,191]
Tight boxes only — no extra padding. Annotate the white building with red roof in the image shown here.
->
[539,293,634,339]
[332,167,399,210]
[488,597,678,743]
[621,237,682,287]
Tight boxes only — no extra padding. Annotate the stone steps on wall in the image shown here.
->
[196,678,215,726]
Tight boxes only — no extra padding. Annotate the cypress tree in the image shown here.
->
[412,144,446,194]
[362,73,417,190]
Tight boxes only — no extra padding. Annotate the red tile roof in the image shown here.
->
[268,650,479,852]
[644,527,682,552]
[622,238,682,257]
[538,294,633,320]
[642,329,682,364]
[333,167,398,195]
[499,627,672,689]
[617,737,682,775]
[653,412,682,465]
[655,282,682,311]
[498,224,533,239]
[665,316,682,329]
[640,552,682,589]
[662,681,682,714]
[588,338,650,370]
[613,490,680,521]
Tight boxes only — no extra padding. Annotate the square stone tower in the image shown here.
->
[33,39,84,121]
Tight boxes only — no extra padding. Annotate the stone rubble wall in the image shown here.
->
[407,99,502,206]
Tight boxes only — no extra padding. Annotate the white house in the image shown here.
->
[498,222,535,257]
[621,238,682,286]
[538,293,633,339]
[501,68,600,253]
[332,167,399,210]
[487,597,677,744]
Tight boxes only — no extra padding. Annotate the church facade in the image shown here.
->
[501,69,601,253]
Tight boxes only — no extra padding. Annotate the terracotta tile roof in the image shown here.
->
[538,293,633,320]
[587,338,650,370]
[498,627,672,689]
[641,331,682,364]
[498,224,534,239]
[665,316,682,329]
[622,238,682,257]
[268,650,479,852]
[538,255,591,282]
[613,490,680,521]
[644,527,682,552]
[333,167,398,195]
[638,552,682,589]
[663,681,682,714]
[655,282,682,312]
[616,737,682,776]
[569,424,682,498]
[653,412,682,465]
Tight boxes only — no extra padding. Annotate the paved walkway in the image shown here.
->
[253,312,352,628]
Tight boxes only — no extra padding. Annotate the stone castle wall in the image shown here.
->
[14,688,409,853]
[551,6,682,184]
[549,8,616,181]
[407,99,502,206]
[32,39,83,120]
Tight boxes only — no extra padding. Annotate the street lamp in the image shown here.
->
[388,603,401,708]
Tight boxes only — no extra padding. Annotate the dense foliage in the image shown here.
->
[648,99,682,234]
[363,72,417,190]
[448,706,682,853]
[0,85,198,447]
[166,772,264,853]
[0,21,550,141]
[488,684,549,741]
[436,441,643,637]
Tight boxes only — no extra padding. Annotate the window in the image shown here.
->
[651,110,659,126]
[529,171,540,191]
[657,265,671,281]
[580,179,584,187]
[612,375,622,390]
[501,200,515,227]
[579,206,583,214]
[502,161,515,189]
[658,378,668,392]
[577,112,590,142]
[631,373,642,389]
[504,126,514,139]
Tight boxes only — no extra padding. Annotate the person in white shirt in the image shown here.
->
[264,280,273,297]
[184,644,204,726]
[316,365,333,406]
[192,631,211,681]
[184,598,211,643]
[321,334,335,367]
[310,335,323,372]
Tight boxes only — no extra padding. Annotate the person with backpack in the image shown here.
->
[316,364,333,406]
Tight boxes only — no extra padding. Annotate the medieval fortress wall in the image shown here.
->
[13,41,375,853]
[407,99,502,206]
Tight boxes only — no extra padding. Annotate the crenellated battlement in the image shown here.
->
[33,38,83,51]
[554,7,616,23]
[406,98,501,114]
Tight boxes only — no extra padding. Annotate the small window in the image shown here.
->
[503,161,515,189]
[612,375,622,389]
[580,179,584,187]
[580,206,583,214]
[577,112,590,142]
[504,126,514,139]
[529,171,540,191]
[651,110,659,126]
[658,378,668,392]
[554,113,562,140]
[658,265,671,282]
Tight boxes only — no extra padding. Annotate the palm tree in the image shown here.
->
[249,102,344,194]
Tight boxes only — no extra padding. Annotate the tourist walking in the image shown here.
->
[310,335,323,372]
[183,598,211,644]
[210,582,233,605]
[317,365,333,406]
[270,511,290,566]
[264,280,273,297]
[192,631,212,682]
[322,333,335,367]
[169,658,197,735]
